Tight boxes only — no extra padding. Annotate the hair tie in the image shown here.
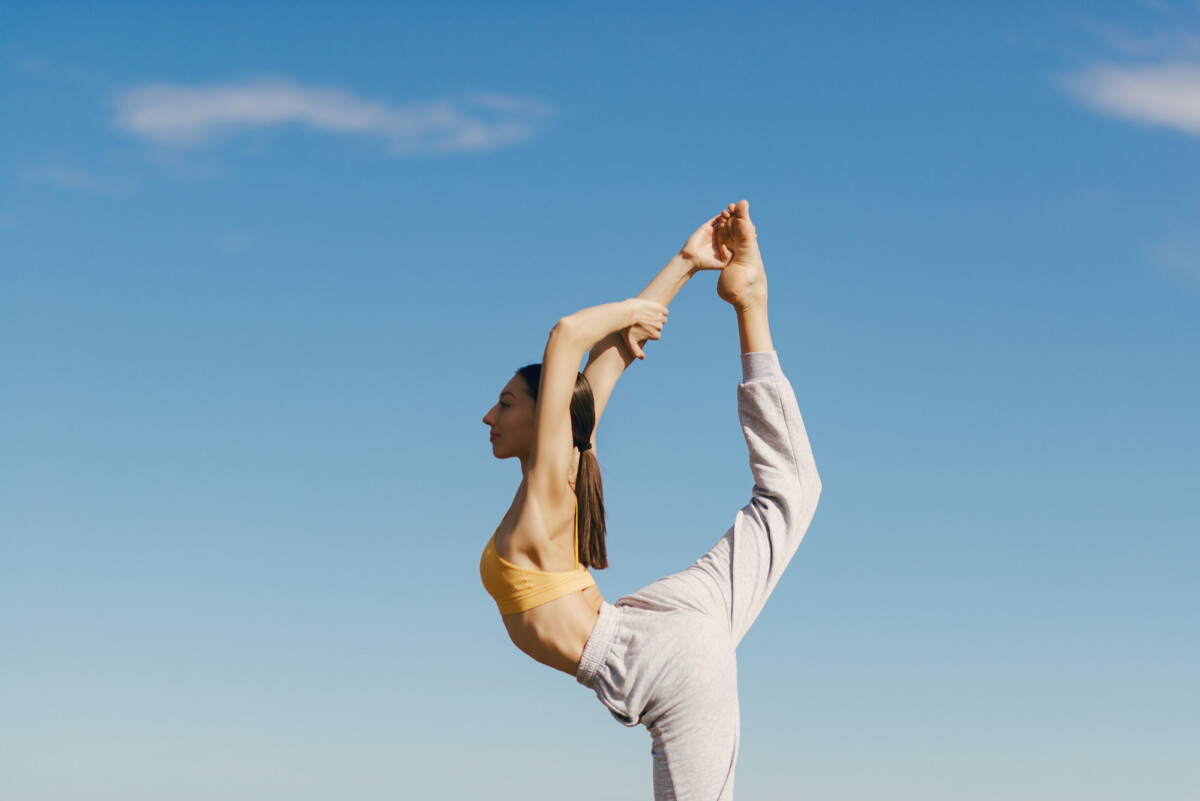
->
[575,440,592,452]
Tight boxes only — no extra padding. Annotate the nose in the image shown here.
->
[482,405,496,426]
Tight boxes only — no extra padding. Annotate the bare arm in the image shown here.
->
[583,213,733,426]
[528,299,667,501]
[583,254,693,425]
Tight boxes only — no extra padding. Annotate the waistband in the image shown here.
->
[575,601,620,689]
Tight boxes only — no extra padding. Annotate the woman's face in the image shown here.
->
[482,374,536,459]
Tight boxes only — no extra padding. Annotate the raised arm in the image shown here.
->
[583,213,734,425]
[528,299,668,501]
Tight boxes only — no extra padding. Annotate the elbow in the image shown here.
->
[547,314,582,351]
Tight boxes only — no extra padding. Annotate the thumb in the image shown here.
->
[625,328,645,359]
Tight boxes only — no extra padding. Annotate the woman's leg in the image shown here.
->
[644,613,741,801]
[594,356,818,799]
[584,202,821,796]
[630,200,822,643]
[620,353,821,644]
[580,602,742,801]
[694,354,822,643]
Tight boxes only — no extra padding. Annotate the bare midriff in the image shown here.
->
[500,583,605,675]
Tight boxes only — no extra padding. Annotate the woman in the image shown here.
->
[481,201,822,800]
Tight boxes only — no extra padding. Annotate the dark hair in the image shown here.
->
[515,363,607,570]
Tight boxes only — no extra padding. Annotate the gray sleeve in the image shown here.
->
[740,350,782,383]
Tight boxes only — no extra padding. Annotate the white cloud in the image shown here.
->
[1062,63,1200,135]
[113,78,554,154]
[1064,6,1200,137]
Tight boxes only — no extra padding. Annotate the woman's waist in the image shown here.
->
[499,587,604,675]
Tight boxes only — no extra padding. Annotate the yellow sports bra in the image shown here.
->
[480,506,597,614]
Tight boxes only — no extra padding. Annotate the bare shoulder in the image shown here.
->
[498,487,579,571]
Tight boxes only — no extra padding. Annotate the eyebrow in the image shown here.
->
[500,391,516,400]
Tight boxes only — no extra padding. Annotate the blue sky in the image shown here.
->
[2,2,1198,799]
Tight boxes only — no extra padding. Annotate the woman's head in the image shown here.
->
[482,372,538,461]
[482,364,608,569]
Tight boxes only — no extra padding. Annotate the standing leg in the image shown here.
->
[581,604,743,800]
[644,611,741,801]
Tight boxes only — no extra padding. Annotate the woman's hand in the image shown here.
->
[679,213,734,271]
[622,298,668,360]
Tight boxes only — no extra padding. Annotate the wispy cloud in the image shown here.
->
[1085,14,1200,59]
[1062,6,1200,137]
[1062,64,1200,134]
[113,78,554,154]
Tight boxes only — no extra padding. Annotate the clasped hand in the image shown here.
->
[679,213,736,271]
[622,298,668,360]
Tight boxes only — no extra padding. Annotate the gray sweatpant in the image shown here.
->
[576,351,822,800]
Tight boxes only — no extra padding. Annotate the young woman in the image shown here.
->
[480,201,822,800]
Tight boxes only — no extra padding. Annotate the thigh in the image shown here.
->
[617,537,736,623]
[644,624,741,801]
[691,497,797,644]
[625,499,790,646]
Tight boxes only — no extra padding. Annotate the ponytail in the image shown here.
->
[515,364,608,569]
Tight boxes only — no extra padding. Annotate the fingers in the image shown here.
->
[714,206,733,237]
[623,301,666,360]
[713,219,730,261]
[713,208,733,251]
[639,316,664,340]
[624,328,644,360]
[700,201,751,263]
[641,300,668,322]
